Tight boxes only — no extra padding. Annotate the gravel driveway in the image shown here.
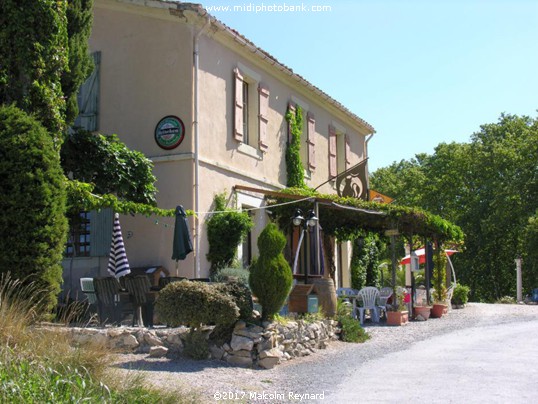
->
[111,303,538,403]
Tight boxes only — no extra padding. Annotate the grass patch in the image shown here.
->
[0,273,199,403]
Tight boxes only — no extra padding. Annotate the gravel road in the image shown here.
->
[111,303,538,403]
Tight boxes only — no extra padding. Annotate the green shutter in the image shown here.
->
[90,208,113,257]
[75,51,101,131]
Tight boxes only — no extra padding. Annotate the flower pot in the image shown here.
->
[386,310,409,326]
[431,303,447,318]
[413,306,431,320]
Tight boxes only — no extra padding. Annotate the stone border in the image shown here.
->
[51,319,340,369]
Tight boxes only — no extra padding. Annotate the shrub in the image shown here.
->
[0,105,68,312]
[183,331,210,360]
[214,281,253,321]
[497,295,516,304]
[452,284,471,306]
[155,280,239,330]
[212,266,250,285]
[249,223,293,321]
[206,193,253,275]
[336,299,369,343]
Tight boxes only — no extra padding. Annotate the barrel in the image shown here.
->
[313,277,337,317]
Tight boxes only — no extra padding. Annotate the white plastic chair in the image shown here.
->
[357,287,380,324]
[80,277,97,305]
[378,287,393,318]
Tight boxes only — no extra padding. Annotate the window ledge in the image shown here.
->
[238,143,263,160]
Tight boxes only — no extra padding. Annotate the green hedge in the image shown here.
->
[0,105,67,311]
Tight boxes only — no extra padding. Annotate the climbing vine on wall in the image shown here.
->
[285,105,306,189]
[349,232,385,290]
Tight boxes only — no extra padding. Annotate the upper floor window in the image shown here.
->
[234,64,269,154]
[329,124,350,180]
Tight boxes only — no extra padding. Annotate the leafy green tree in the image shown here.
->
[0,0,69,139]
[63,0,94,126]
[0,106,67,312]
[371,113,538,301]
[61,129,157,205]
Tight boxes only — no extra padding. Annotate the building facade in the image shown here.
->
[63,0,375,294]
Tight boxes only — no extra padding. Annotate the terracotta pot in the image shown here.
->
[413,306,431,320]
[431,304,447,318]
[386,310,409,326]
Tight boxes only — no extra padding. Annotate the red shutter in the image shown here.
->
[287,103,296,144]
[233,68,244,142]
[345,133,351,170]
[307,113,316,170]
[329,125,337,178]
[258,85,269,151]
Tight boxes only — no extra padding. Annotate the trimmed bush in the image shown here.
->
[0,105,68,312]
[249,223,293,321]
[212,266,250,285]
[155,280,239,329]
[214,281,253,321]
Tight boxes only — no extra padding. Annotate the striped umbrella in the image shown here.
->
[107,213,131,278]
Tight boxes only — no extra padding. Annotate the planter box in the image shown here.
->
[413,306,431,320]
[386,310,409,326]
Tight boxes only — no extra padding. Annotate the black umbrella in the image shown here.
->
[172,205,193,274]
[107,213,131,278]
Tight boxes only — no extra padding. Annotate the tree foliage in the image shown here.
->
[62,129,157,205]
[63,0,94,126]
[370,113,538,301]
[0,105,68,312]
[350,233,385,290]
[0,0,69,139]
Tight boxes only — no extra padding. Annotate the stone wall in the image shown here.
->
[59,319,340,369]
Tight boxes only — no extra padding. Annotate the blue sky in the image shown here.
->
[201,0,538,172]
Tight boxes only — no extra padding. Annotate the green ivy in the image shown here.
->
[65,180,188,218]
[269,187,464,244]
[350,233,384,290]
[285,105,306,188]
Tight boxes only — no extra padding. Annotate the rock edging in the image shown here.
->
[58,318,340,369]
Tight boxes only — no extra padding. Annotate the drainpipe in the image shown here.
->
[365,132,375,192]
[193,16,211,278]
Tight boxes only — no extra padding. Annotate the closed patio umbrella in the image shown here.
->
[107,213,131,278]
[172,205,193,275]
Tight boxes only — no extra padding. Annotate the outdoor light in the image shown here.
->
[292,208,305,227]
[305,210,318,228]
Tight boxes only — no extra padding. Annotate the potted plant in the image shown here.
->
[430,246,448,318]
[386,287,409,326]
[451,284,470,309]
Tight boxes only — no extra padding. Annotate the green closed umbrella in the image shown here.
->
[172,205,193,274]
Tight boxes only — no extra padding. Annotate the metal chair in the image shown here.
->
[80,277,97,305]
[93,277,122,326]
[123,275,154,327]
[356,287,380,324]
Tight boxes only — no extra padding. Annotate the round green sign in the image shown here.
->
[155,116,185,150]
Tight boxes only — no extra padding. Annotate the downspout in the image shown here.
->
[365,133,375,192]
[193,15,211,278]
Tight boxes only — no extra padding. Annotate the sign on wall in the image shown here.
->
[154,115,185,150]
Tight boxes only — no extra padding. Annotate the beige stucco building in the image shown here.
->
[63,0,375,295]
